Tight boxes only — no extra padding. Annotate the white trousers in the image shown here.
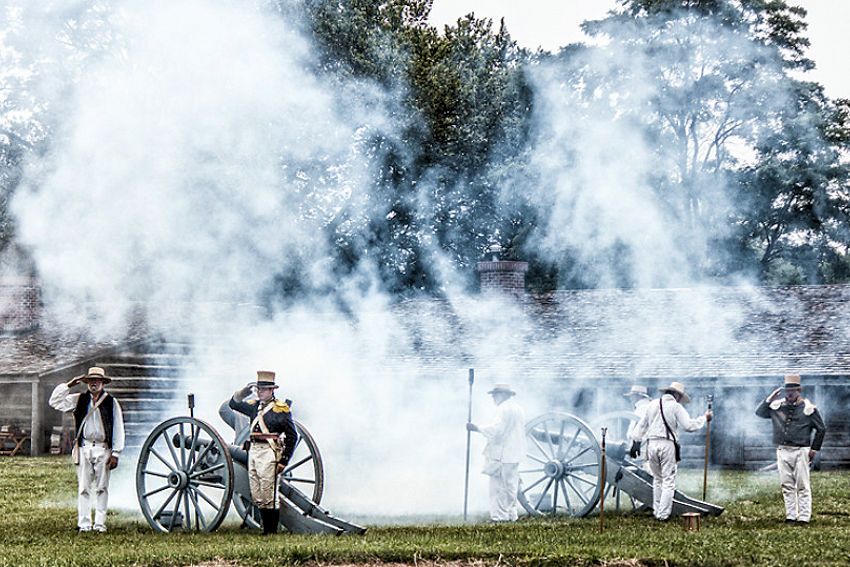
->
[488,463,520,521]
[777,446,812,522]
[646,439,677,520]
[77,445,112,530]
[248,444,279,509]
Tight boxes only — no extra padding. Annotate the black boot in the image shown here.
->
[260,508,278,535]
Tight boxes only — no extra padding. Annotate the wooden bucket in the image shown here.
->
[682,512,701,532]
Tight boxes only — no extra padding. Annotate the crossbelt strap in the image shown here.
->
[249,402,280,453]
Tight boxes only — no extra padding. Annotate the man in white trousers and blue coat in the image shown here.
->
[49,366,125,533]
[467,383,526,522]
[629,381,711,521]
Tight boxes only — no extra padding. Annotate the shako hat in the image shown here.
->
[253,370,278,389]
[487,383,516,396]
[81,366,111,384]
[784,374,802,389]
[659,381,690,404]
[624,385,649,398]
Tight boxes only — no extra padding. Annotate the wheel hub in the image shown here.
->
[544,460,565,479]
[167,470,189,489]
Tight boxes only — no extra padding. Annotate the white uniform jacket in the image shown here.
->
[480,399,526,464]
[629,393,705,442]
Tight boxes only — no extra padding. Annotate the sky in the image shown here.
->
[429,0,850,100]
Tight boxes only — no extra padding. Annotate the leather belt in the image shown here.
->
[250,433,280,440]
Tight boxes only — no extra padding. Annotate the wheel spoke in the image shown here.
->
[529,431,551,460]
[189,462,225,479]
[555,420,567,459]
[142,469,170,479]
[570,461,599,470]
[564,477,590,506]
[187,441,215,475]
[168,489,182,531]
[187,488,208,530]
[519,468,544,474]
[542,422,557,459]
[149,448,177,473]
[179,422,187,470]
[569,472,597,487]
[193,486,222,511]
[520,474,549,495]
[551,478,559,515]
[161,426,181,472]
[284,454,312,473]
[564,446,592,465]
[525,453,547,465]
[559,478,574,515]
[143,484,171,498]
[187,423,200,470]
[533,478,555,510]
[285,477,316,484]
[153,487,179,521]
[559,428,581,460]
[191,478,228,490]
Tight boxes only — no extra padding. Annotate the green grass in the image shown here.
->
[1,457,849,566]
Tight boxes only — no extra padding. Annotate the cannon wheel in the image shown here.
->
[518,412,602,517]
[232,420,324,529]
[592,411,646,513]
[591,411,638,445]
[136,416,234,532]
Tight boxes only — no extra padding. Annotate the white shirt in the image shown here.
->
[49,383,125,454]
[630,394,705,442]
[627,396,652,440]
[480,398,526,464]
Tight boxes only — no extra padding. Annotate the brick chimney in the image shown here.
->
[477,244,528,296]
[0,275,41,334]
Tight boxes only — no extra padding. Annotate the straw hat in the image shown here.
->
[783,374,802,389]
[624,385,649,398]
[487,383,516,396]
[252,370,278,389]
[659,381,690,404]
[81,366,111,384]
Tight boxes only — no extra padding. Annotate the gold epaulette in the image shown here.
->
[247,399,257,406]
[272,400,290,413]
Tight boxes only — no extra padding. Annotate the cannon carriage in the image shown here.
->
[518,410,723,518]
[134,395,364,534]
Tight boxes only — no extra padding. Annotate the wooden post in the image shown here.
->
[30,380,43,456]
[599,427,607,533]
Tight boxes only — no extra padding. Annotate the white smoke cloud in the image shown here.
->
[8,0,835,523]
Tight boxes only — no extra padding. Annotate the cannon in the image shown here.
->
[135,395,364,534]
[517,411,723,518]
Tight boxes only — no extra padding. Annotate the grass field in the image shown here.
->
[1,457,848,567]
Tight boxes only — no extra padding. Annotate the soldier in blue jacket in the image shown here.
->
[230,370,297,534]
[756,374,826,524]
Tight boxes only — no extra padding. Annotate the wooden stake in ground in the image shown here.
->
[703,394,713,501]
[599,427,607,533]
[463,368,474,522]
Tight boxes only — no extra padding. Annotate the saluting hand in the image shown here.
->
[67,375,85,387]
[767,388,783,402]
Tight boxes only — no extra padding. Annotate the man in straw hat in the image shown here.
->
[230,370,297,535]
[629,381,711,521]
[756,374,826,524]
[467,383,526,522]
[49,366,125,533]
